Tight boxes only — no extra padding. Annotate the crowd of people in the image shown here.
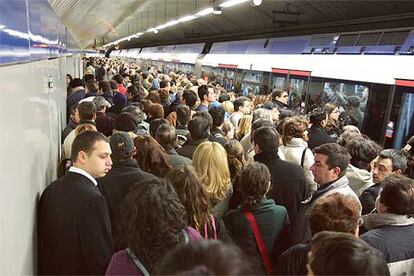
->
[38,56,414,275]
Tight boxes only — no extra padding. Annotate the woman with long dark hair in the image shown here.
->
[105,178,201,275]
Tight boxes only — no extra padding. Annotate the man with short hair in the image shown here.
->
[277,193,362,275]
[177,116,210,159]
[208,106,227,146]
[196,85,215,112]
[62,104,80,142]
[67,78,85,113]
[39,131,113,275]
[361,174,414,275]
[253,126,308,229]
[272,90,289,110]
[63,101,97,158]
[229,96,251,129]
[360,149,407,214]
[155,124,192,167]
[292,143,360,245]
[97,132,154,250]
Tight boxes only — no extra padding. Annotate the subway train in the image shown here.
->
[110,30,414,148]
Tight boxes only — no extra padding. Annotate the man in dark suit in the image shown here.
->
[38,131,113,275]
[253,126,308,229]
[98,131,155,250]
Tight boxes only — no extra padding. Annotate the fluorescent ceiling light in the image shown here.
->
[196,7,213,16]
[164,20,179,27]
[146,28,158,33]
[220,0,249,8]
[156,24,167,30]
[252,0,262,6]
[178,15,197,22]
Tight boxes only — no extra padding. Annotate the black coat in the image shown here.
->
[254,151,308,228]
[176,138,207,160]
[360,183,381,215]
[38,172,113,275]
[276,243,310,275]
[307,125,334,150]
[97,160,156,250]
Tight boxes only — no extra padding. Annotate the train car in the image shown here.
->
[111,30,414,148]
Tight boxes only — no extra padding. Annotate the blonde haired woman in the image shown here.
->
[193,141,232,218]
[236,115,252,140]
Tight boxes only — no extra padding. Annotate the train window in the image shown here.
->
[271,74,287,90]
[363,84,391,144]
[242,72,262,83]
[308,78,370,130]
[289,76,309,114]
[384,85,414,149]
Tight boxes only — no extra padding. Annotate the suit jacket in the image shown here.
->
[254,150,308,228]
[176,138,207,160]
[38,172,113,275]
[97,160,156,250]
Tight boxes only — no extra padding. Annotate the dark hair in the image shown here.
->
[193,111,213,131]
[183,89,197,109]
[99,81,111,93]
[347,138,382,171]
[166,165,211,230]
[309,231,389,276]
[208,106,225,128]
[272,90,287,99]
[148,91,161,104]
[378,149,407,172]
[133,135,172,177]
[70,78,84,88]
[158,240,254,275]
[77,101,96,120]
[118,178,187,273]
[70,130,108,162]
[238,162,271,209]
[127,85,138,97]
[85,80,98,94]
[314,143,350,178]
[253,126,279,152]
[219,94,230,102]
[83,74,95,83]
[309,107,327,126]
[155,124,177,151]
[197,85,209,101]
[233,97,250,112]
[379,174,414,216]
[150,118,169,138]
[176,105,191,127]
[188,116,210,140]
[224,140,247,180]
[109,80,118,90]
[113,74,123,84]
[309,193,361,236]
[160,80,170,89]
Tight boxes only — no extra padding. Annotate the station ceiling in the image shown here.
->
[49,0,414,49]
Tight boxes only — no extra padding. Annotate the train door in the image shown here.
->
[270,68,288,91]
[287,70,311,114]
[240,70,263,95]
[383,80,414,149]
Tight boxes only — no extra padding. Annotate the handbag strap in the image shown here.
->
[203,215,218,240]
[300,148,307,168]
[244,211,273,274]
[126,248,150,276]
